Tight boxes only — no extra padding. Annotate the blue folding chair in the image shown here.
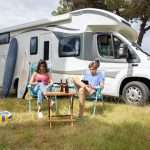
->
[71,81,104,116]
[26,63,53,112]
[25,63,37,112]
[82,70,105,115]
[86,87,104,115]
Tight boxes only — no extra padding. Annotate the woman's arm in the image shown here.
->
[48,73,53,84]
[29,72,38,85]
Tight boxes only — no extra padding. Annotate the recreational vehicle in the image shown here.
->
[0,8,150,105]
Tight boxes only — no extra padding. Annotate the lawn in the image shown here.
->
[0,97,150,150]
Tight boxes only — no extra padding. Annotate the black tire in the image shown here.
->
[122,81,149,106]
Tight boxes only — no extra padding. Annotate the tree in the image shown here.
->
[106,0,150,45]
[105,0,128,16]
[52,0,72,16]
[124,0,150,45]
[72,0,106,9]
[52,0,106,15]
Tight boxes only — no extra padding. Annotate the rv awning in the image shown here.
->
[86,25,138,42]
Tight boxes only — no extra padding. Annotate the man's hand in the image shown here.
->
[87,84,96,90]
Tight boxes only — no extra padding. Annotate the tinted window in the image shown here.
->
[97,34,127,59]
[97,34,113,57]
[113,36,127,59]
[30,37,38,55]
[44,41,49,60]
[0,32,10,44]
[59,36,80,57]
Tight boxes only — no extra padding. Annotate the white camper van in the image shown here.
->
[0,8,150,105]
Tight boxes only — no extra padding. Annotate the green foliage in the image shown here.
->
[52,0,72,16]
[124,0,150,19]
[124,0,150,45]
[105,0,127,11]
[52,0,106,16]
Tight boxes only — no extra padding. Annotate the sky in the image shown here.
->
[0,0,59,28]
[132,21,150,53]
[0,0,149,52]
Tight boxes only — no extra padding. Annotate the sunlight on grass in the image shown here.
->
[0,97,150,150]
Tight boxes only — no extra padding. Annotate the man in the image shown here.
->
[73,61,105,117]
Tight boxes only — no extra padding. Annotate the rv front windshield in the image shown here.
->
[132,42,150,56]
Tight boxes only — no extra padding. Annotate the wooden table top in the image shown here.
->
[44,91,76,97]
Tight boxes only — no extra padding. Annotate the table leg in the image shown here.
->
[70,96,74,127]
[48,97,52,128]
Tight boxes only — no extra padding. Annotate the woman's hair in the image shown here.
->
[36,59,49,73]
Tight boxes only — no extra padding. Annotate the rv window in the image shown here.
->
[0,32,10,44]
[113,36,128,59]
[97,34,113,57]
[30,37,38,55]
[97,34,127,59]
[44,41,49,60]
[59,36,80,57]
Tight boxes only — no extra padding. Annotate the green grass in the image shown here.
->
[0,97,150,150]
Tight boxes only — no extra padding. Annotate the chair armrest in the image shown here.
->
[28,84,32,88]
[27,84,35,97]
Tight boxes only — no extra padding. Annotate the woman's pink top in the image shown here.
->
[34,73,50,85]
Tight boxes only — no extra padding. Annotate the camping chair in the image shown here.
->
[83,70,105,115]
[27,83,54,112]
[86,87,104,115]
[26,63,53,112]
[72,81,104,116]
[26,63,37,112]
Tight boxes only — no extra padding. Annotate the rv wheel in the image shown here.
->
[122,81,149,106]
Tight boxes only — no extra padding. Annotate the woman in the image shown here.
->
[29,60,53,117]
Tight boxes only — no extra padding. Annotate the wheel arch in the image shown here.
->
[119,77,150,96]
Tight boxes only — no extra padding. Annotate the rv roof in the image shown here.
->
[71,8,130,27]
[0,8,130,33]
[0,8,137,41]
[0,13,71,33]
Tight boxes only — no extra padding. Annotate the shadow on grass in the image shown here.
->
[85,100,116,117]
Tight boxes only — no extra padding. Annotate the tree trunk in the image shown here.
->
[137,17,148,46]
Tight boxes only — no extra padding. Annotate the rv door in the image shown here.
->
[39,33,52,69]
[96,33,135,96]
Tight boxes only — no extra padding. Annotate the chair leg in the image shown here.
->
[93,102,96,116]
[101,96,104,106]
[93,97,98,116]
[29,99,32,112]
[55,96,59,114]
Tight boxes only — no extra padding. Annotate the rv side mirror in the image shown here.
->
[118,44,128,58]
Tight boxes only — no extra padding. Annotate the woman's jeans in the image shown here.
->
[31,83,52,104]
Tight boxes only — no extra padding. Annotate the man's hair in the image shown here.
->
[88,61,99,69]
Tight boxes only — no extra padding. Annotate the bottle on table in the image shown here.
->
[65,79,69,93]
[60,79,63,92]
